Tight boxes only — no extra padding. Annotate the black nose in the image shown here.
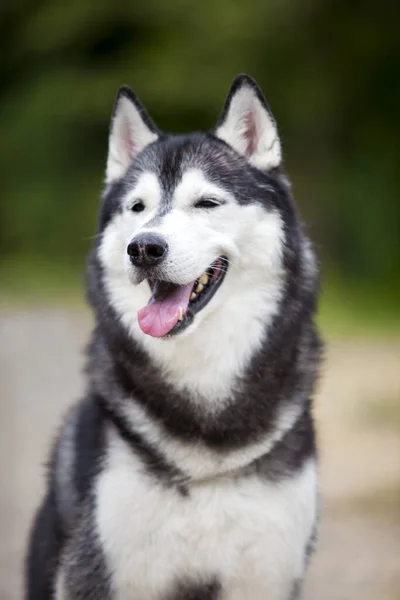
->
[127,233,168,267]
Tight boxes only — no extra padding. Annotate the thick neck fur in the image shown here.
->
[86,235,321,458]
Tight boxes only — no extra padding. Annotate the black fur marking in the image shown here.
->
[165,577,222,600]
[249,405,316,480]
[73,395,105,502]
[99,178,125,230]
[25,489,65,600]
[97,395,189,495]
[25,397,105,599]
[61,502,111,600]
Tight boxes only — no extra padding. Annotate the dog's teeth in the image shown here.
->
[196,283,204,293]
[199,273,209,285]
[178,307,184,321]
[190,292,197,301]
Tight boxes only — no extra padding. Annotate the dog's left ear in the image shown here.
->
[106,86,159,183]
[215,75,281,171]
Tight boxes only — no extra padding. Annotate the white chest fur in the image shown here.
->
[94,433,317,600]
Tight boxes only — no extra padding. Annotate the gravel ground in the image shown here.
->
[0,308,399,600]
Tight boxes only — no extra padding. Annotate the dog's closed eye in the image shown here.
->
[194,198,224,209]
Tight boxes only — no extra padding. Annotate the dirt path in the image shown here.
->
[0,308,399,600]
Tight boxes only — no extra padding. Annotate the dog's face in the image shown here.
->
[98,75,291,343]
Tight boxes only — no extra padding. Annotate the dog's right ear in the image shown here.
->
[106,86,159,184]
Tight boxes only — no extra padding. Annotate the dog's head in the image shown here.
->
[97,75,297,342]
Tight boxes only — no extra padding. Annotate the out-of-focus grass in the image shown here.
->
[1,257,399,337]
[318,276,400,337]
[0,256,84,308]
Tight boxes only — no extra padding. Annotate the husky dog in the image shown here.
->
[26,74,322,600]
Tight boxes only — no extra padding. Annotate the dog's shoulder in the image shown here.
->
[50,394,106,532]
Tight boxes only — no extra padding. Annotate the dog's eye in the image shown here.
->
[194,198,221,209]
[130,201,145,213]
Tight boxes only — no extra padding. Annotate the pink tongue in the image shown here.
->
[137,281,194,337]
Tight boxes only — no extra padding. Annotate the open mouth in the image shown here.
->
[137,257,228,338]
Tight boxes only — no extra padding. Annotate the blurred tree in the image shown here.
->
[0,0,399,287]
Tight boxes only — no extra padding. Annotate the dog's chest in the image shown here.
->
[95,436,316,600]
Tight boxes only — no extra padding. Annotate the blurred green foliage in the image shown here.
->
[0,0,399,293]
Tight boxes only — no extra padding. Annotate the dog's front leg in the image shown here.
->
[54,505,111,600]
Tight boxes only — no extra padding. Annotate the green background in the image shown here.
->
[1,1,399,330]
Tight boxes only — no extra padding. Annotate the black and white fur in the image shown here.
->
[26,74,322,600]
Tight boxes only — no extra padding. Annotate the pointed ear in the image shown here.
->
[106,86,159,183]
[215,75,281,171]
